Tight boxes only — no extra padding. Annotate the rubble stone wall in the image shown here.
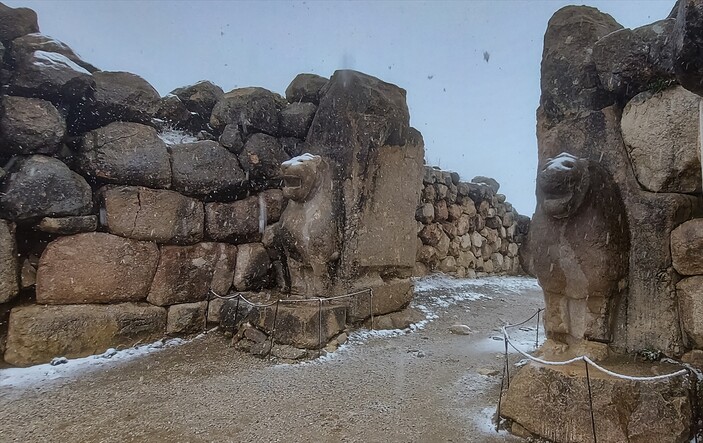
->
[414,168,529,278]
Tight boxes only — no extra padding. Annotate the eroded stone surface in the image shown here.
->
[0,220,18,303]
[147,242,236,306]
[36,233,159,304]
[102,186,204,244]
[671,219,703,276]
[4,303,166,366]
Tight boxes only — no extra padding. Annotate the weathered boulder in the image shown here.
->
[102,186,204,244]
[253,303,345,349]
[237,133,289,183]
[167,302,207,335]
[415,203,434,224]
[171,80,224,120]
[621,86,701,193]
[285,73,328,105]
[501,362,692,443]
[593,19,676,99]
[0,95,66,155]
[307,70,410,176]
[471,176,500,193]
[677,276,703,347]
[205,196,261,243]
[279,102,317,138]
[155,94,190,129]
[210,87,284,135]
[78,122,171,188]
[37,215,97,235]
[673,0,703,96]
[232,243,271,291]
[9,33,98,72]
[9,50,94,103]
[218,123,244,153]
[36,232,159,304]
[169,140,247,199]
[0,155,92,221]
[540,6,621,122]
[671,219,703,275]
[0,220,18,303]
[0,4,38,42]
[71,71,161,132]
[4,303,166,366]
[260,189,286,224]
[147,242,237,306]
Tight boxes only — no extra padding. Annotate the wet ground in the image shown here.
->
[0,276,544,443]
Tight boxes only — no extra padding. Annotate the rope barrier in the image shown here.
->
[208,288,372,307]
[502,318,689,381]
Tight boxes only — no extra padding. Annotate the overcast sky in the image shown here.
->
[7,0,674,215]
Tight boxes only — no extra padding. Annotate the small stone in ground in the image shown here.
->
[449,324,472,335]
[477,368,499,376]
[50,357,68,366]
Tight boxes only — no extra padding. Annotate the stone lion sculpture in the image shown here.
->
[278,153,340,296]
[521,152,629,358]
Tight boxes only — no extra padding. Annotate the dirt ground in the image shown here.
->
[0,276,544,443]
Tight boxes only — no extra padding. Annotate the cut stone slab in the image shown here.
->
[676,276,703,348]
[78,122,171,188]
[671,219,703,276]
[147,242,236,306]
[205,196,262,244]
[36,232,159,304]
[102,186,204,244]
[501,361,692,443]
[0,220,18,303]
[0,155,93,221]
[621,86,701,193]
[253,303,346,349]
[3,303,166,367]
[232,243,271,291]
[167,302,207,335]
[347,278,413,322]
[36,215,97,235]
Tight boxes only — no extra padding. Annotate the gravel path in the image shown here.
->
[0,276,544,443]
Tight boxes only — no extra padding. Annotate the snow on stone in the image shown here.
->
[281,153,316,166]
[158,129,198,145]
[543,152,579,172]
[0,337,187,389]
[31,50,90,75]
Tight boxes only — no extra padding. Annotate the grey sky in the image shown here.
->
[7,0,674,215]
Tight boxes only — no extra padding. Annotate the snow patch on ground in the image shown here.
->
[0,337,188,389]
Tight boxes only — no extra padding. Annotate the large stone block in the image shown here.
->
[171,80,224,120]
[102,186,204,244]
[0,155,92,222]
[4,303,166,366]
[677,276,703,348]
[36,215,97,235]
[0,95,65,155]
[238,133,289,183]
[0,220,18,303]
[169,140,247,199]
[0,4,38,42]
[673,0,703,96]
[253,303,346,349]
[167,302,207,335]
[36,233,159,304]
[78,122,171,188]
[147,242,236,306]
[205,196,262,243]
[232,243,271,291]
[501,362,692,443]
[71,71,160,132]
[210,87,284,135]
[9,33,97,73]
[347,278,413,322]
[285,73,328,105]
[671,219,703,276]
[621,86,701,193]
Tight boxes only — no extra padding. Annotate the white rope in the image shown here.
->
[208,287,372,308]
[502,321,689,382]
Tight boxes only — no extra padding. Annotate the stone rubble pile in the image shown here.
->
[414,168,529,278]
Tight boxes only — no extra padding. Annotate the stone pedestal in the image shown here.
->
[500,361,693,443]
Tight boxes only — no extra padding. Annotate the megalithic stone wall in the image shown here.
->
[0,2,529,366]
[414,167,529,278]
